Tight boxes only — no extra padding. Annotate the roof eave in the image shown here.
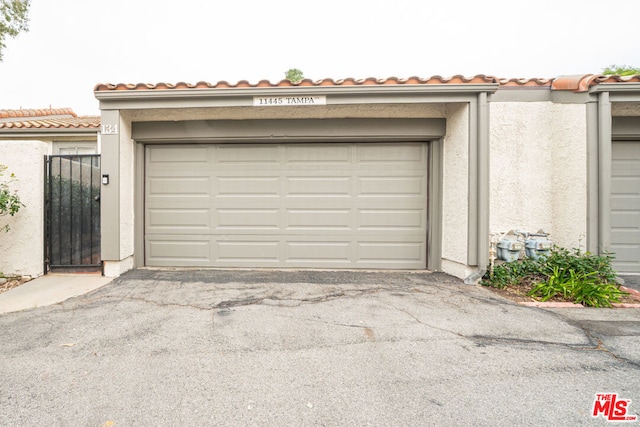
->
[94,83,500,103]
[0,128,99,137]
[589,82,640,93]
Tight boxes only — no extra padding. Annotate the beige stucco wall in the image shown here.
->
[100,111,136,278]
[441,103,470,273]
[119,116,135,259]
[0,140,48,277]
[490,102,587,249]
[127,103,447,122]
[612,103,640,116]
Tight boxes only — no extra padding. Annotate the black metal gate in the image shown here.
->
[44,155,101,272]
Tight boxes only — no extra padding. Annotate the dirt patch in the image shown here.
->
[0,277,31,295]
[483,280,640,306]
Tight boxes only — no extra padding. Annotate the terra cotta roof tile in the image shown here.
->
[93,75,500,91]
[0,108,77,119]
[0,116,100,130]
[94,74,640,94]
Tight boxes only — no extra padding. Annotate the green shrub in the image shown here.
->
[481,256,541,289]
[0,164,24,232]
[482,246,627,307]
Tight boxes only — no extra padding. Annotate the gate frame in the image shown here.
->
[44,154,102,273]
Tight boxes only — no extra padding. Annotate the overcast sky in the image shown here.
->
[0,0,638,115]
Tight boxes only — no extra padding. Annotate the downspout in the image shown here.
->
[464,91,490,284]
[597,91,612,255]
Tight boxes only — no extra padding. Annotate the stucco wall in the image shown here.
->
[441,103,469,268]
[119,116,135,259]
[127,103,447,122]
[490,102,587,249]
[0,140,48,277]
[612,103,640,116]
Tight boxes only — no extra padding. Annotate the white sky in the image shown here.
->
[0,0,638,115]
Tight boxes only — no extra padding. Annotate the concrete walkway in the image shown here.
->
[0,273,112,314]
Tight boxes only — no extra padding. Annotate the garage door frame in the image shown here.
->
[132,118,446,270]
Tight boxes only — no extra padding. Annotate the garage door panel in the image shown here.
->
[611,229,640,244]
[358,209,424,230]
[357,241,425,263]
[285,241,351,262]
[217,176,280,196]
[357,143,425,164]
[286,177,351,196]
[146,238,211,265]
[285,144,351,163]
[358,176,425,196]
[612,176,640,187]
[148,177,210,196]
[145,143,428,269]
[610,244,640,268]
[611,211,640,229]
[148,208,211,231]
[217,209,280,230]
[217,241,280,262]
[216,144,280,163]
[148,146,209,163]
[286,209,351,230]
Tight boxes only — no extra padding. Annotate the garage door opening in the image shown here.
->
[144,142,429,269]
[611,140,640,273]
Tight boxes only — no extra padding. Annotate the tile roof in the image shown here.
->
[0,115,100,130]
[0,108,77,119]
[94,75,498,91]
[551,74,640,92]
[94,74,640,93]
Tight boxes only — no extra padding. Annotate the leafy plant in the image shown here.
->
[0,0,31,62]
[602,65,640,76]
[285,68,304,83]
[0,164,24,232]
[482,246,628,307]
[527,267,625,308]
[482,256,541,289]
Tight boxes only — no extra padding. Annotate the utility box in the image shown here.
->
[525,238,553,260]
[497,239,524,262]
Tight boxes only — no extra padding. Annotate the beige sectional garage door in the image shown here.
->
[145,143,428,269]
[611,141,640,273]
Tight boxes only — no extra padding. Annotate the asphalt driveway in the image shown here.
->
[0,269,638,426]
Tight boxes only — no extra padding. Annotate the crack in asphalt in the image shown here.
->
[86,285,420,312]
[469,334,640,369]
[382,300,466,337]
[59,280,640,369]
[538,311,640,369]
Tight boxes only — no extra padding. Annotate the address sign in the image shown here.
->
[253,95,326,107]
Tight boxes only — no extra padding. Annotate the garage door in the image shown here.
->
[145,143,428,269]
[611,140,640,273]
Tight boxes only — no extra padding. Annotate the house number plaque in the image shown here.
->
[101,124,119,135]
[253,95,326,107]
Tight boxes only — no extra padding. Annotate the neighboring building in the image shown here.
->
[0,108,100,277]
[0,108,100,154]
[93,74,640,280]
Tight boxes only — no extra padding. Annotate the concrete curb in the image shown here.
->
[518,301,584,308]
[621,285,640,299]
[514,285,640,308]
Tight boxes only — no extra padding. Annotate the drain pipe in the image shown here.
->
[464,91,490,285]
